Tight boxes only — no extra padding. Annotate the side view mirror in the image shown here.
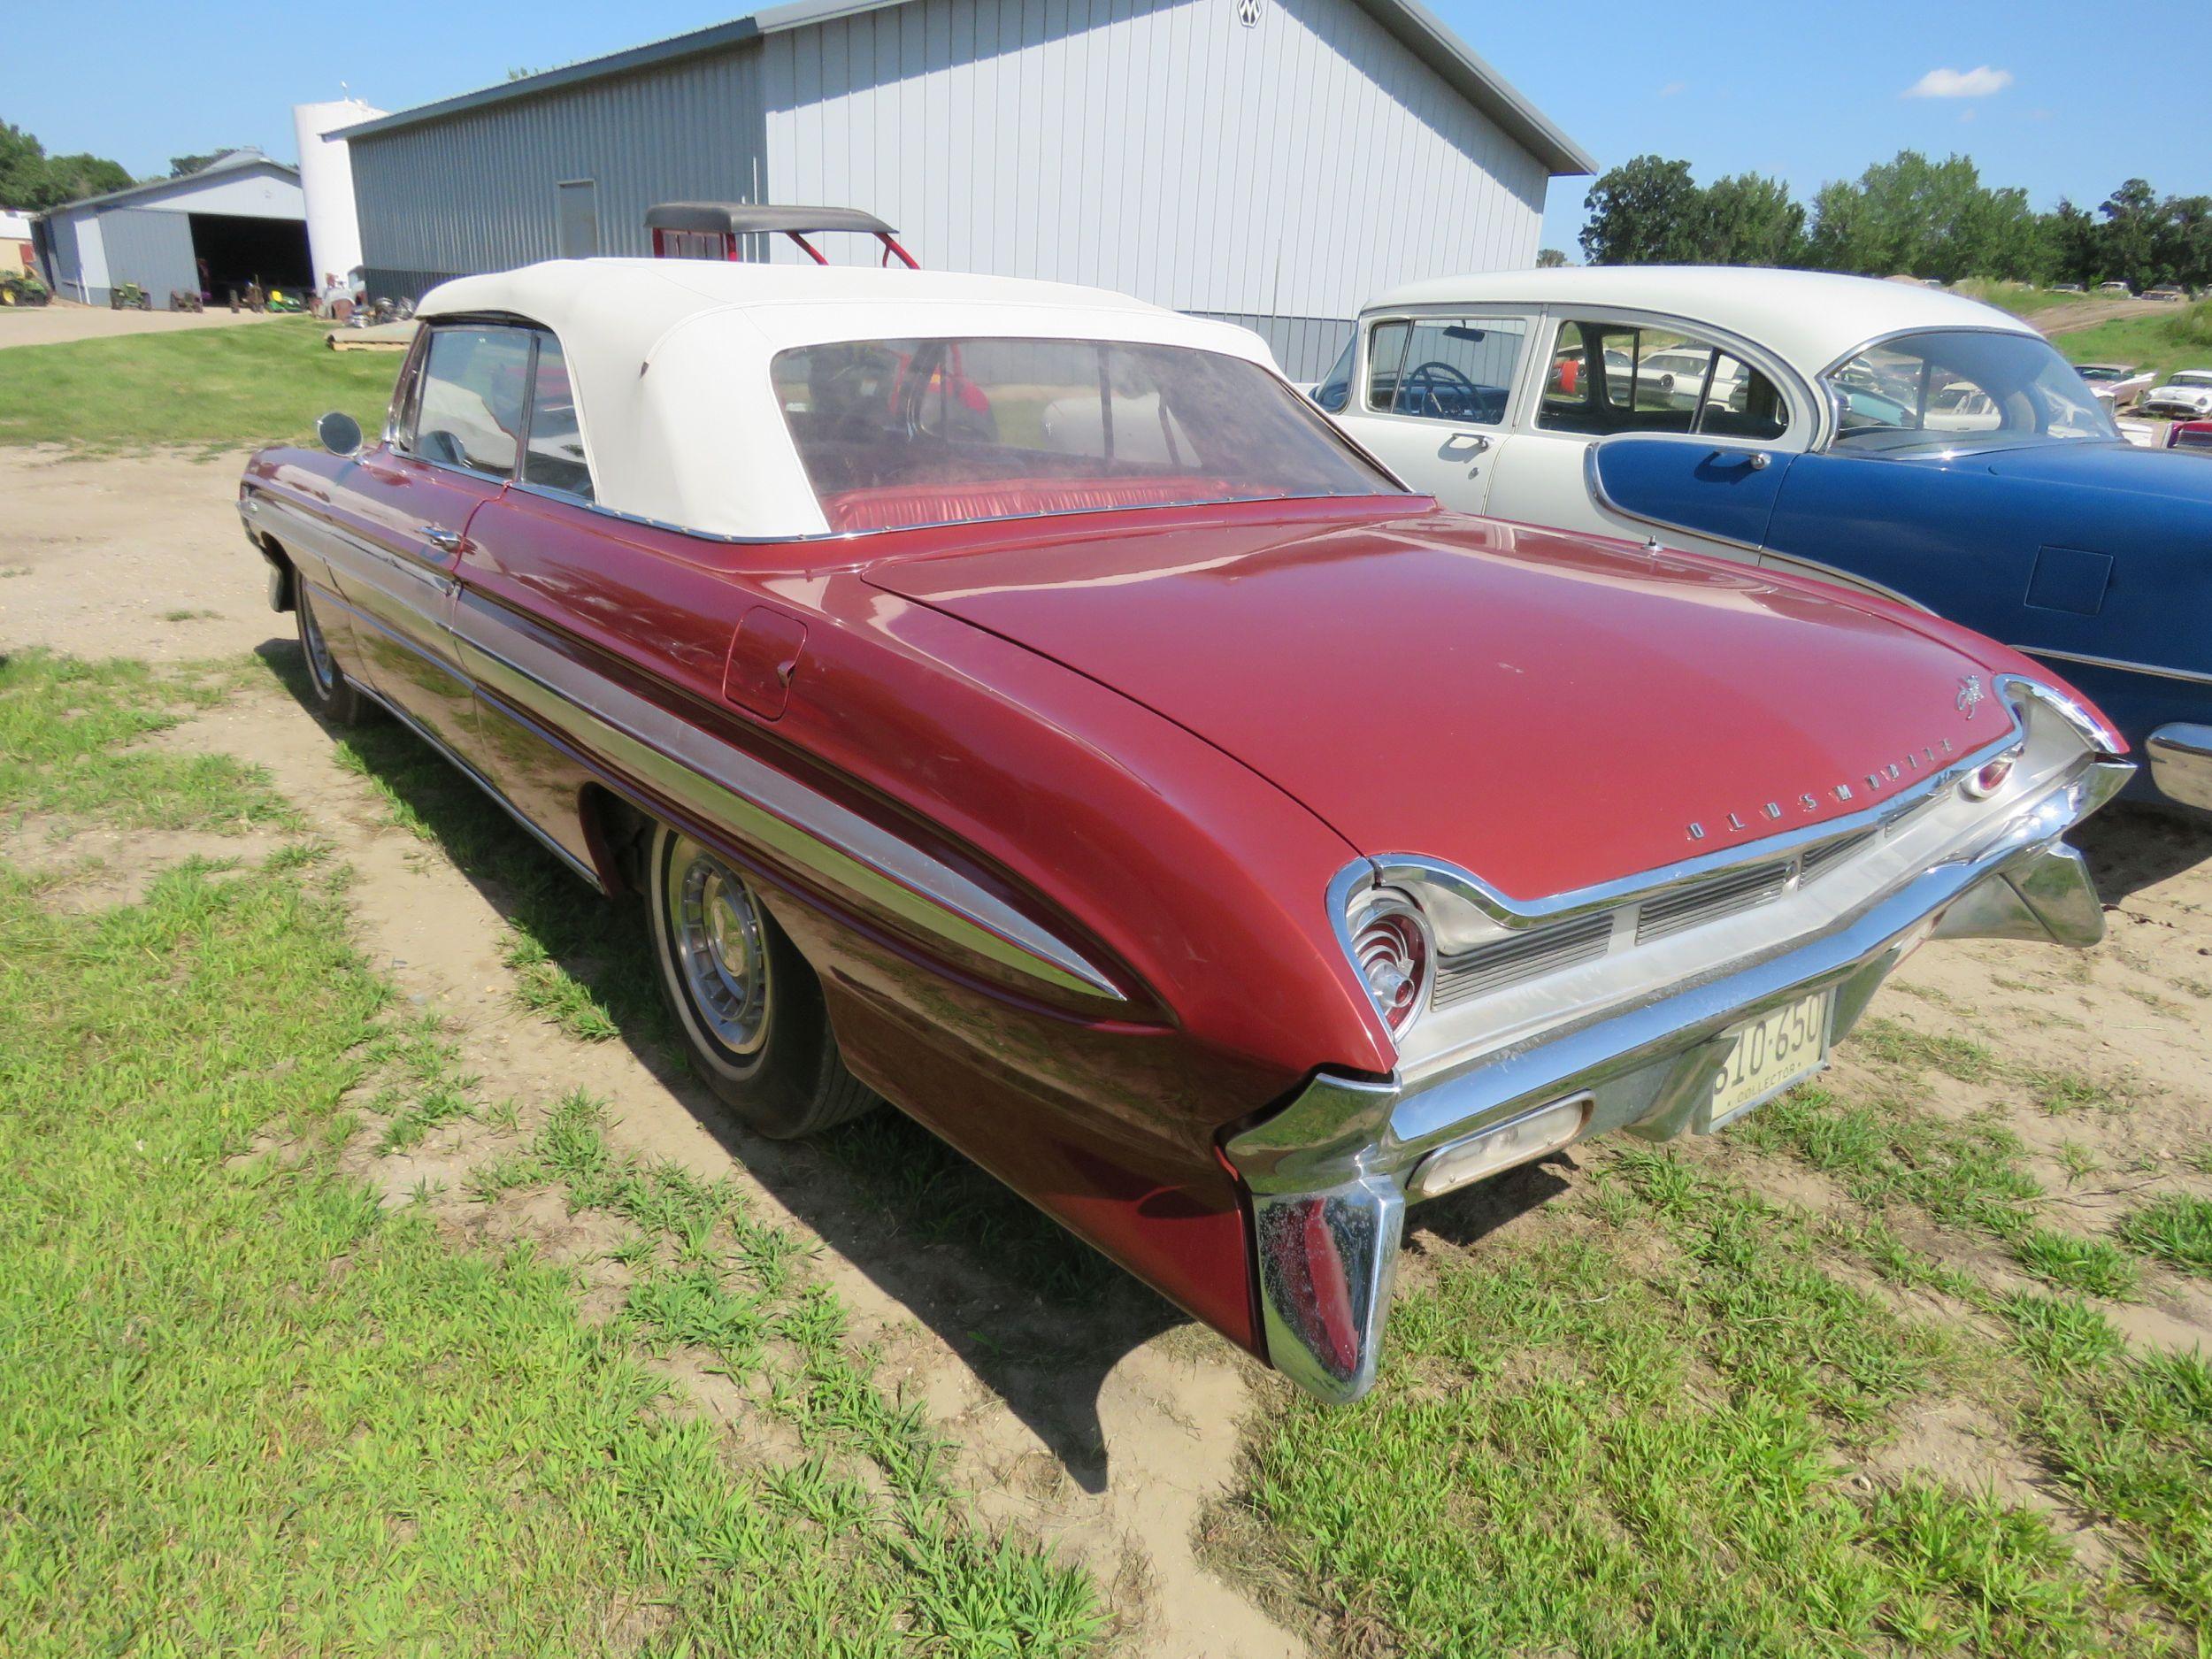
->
[317,411,364,457]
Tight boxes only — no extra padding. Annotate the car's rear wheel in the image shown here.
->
[295,584,368,726]
[646,822,877,1139]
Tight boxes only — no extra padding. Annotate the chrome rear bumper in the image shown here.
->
[1227,761,2128,1404]
[2147,723,2212,810]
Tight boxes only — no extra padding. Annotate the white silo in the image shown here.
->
[291,96,385,293]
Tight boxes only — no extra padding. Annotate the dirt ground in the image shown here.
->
[5,445,2210,1655]
[2032,295,2170,338]
[0,301,287,349]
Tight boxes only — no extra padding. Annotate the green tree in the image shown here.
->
[2098,179,2162,290]
[0,119,133,208]
[1696,173,1806,265]
[167,152,228,179]
[1579,156,1706,265]
[1535,247,1569,268]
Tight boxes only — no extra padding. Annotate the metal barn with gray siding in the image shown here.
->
[35,150,311,309]
[342,0,1587,377]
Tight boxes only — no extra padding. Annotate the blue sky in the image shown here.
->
[4,0,2205,249]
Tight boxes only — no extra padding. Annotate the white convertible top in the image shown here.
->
[1362,266,2039,380]
[418,259,1281,538]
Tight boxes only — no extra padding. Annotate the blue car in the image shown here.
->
[1318,268,2212,810]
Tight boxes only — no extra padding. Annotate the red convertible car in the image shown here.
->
[241,257,2129,1402]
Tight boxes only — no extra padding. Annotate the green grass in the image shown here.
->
[0,649,293,831]
[0,653,1103,1655]
[0,318,396,451]
[2116,1194,2212,1276]
[309,650,1124,1313]
[1226,1073,2212,1655]
[1952,279,2098,321]
[1221,1159,2147,1657]
[2052,299,2212,385]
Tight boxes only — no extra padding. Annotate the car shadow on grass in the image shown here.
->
[258,640,1181,1490]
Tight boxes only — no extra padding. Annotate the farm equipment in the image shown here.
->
[169,288,204,312]
[0,272,50,307]
[109,281,152,311]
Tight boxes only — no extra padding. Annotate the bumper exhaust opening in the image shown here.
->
[1410,1092,1589,1200]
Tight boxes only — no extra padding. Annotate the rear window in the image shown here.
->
[771,337,1400,532]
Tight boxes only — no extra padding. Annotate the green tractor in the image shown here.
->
[109,280,152,311]
[0,271,50,307]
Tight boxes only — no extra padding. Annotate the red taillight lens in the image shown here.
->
[1353,903,1430,1032]
[1960,750,2018,800]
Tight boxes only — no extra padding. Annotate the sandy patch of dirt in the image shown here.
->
[1,813,283,910]
[12,450,2212,1654]
[0,303,288,350]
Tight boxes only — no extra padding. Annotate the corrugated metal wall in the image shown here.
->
[760,0,1546,322]
[95,208,199,308]
[1194,310,1350,381]
[351,47,769,295]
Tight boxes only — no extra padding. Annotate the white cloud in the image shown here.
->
[1658,80,1687,97]
[1902,65,2015,98]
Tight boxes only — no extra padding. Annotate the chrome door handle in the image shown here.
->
[419,525,463,551]
[1440,432,1492,457]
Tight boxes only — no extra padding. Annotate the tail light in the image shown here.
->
[1960,745,2022,801]
[1351,895,1432,1034]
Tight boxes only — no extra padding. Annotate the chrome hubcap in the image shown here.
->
[668,836,771,1056]
[300,594,336,693]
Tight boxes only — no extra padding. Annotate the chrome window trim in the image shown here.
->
[1522,303,1816,449]
[1352,306,1542,427]
[2013,644,2212,689]
[1814,324,2111,454]
[395,318,536,485]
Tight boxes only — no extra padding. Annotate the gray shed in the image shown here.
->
[36,150,311,310]
[341,0,1588,377]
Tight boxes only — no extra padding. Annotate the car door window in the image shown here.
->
[407,326,531,477]
[520,332,595,501]
[1539,320,1788,442]
[1363,316,1526,426]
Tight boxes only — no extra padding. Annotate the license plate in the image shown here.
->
[1701,991,1832,1132]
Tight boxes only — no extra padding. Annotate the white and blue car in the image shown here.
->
[1313,266,2212,811]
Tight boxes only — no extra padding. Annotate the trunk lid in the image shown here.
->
[864,503,2005,899]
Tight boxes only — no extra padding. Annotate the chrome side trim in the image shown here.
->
[2014,645,2212,690]
[2147,723,2212,810]
[328,633,607,894]
[1359,721,2024,933]
[1581,438,1772,557]
[451,592,1125,1002]
[1754,549,1934,613]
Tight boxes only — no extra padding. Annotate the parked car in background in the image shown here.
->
[2145,285,2189,303]
[2140,370,2212,419]
[2051,282,2085,295]
[238,253,2126,1402]
[2096,280,2133,296]
[1314,265,2212,810]
[2170,419,2212,455]
[2074,362,2155,407]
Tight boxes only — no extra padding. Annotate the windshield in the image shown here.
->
[1825,329,2118,453]
[772,337,1402,532]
